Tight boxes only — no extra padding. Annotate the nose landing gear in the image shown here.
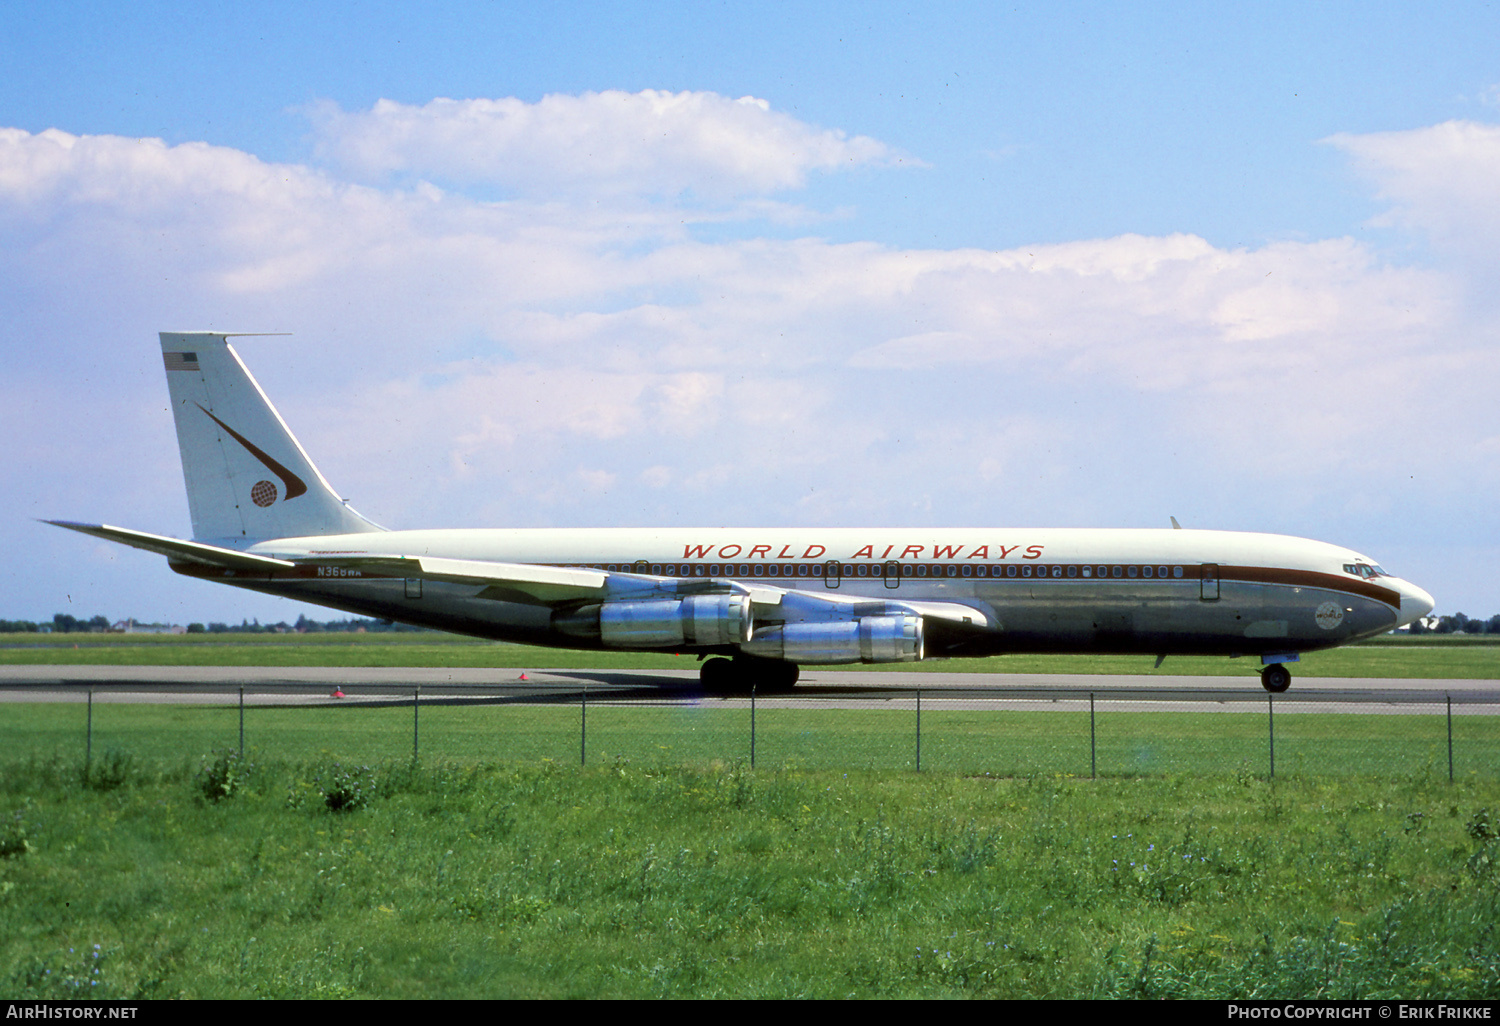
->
[1260,663,1292,693]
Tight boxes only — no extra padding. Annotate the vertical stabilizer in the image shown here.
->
[160,332,383,542]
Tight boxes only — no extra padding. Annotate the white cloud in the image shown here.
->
[1327,120,1500,262]
[306,91,903,199]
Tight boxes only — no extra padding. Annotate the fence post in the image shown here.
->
[1267,692,1275,780]
[1090,692,1096,780]
[413,686,420,761]
[238,686,245,755]
[86,687,93,773]
[750,684,757,769]
[580,683,587,767]
[1447,694,1454,784]
[915,687,922,772]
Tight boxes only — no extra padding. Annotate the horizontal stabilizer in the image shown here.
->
[45,521,295,571]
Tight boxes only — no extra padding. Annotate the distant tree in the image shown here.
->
[186,622,205,634]
[1489,615,1500,635]
[1435,613,1469,635]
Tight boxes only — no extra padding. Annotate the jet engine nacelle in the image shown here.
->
[554,594,753,648]
[740,614,924,664]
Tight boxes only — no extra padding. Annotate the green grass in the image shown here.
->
[2,755,1499,998]
[4,699,1498,779]
[4,630,1499,678]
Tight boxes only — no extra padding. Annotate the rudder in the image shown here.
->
[160,332,383,542]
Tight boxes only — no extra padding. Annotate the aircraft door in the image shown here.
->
[825,559,841,589]
[1200,563,1220,601]
[884,560,900,588]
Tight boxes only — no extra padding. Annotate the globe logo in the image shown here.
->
[1314,601,1344,630]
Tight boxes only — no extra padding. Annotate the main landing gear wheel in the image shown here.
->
[700,657,737,692]
[1260,664,1292,693]
[699,656,800,693]
[744,658,800,692]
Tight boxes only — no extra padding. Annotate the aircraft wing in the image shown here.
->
[42,526,995,629]
[308,554,610,605]
[44,521,296,572]
[311,553,991,626]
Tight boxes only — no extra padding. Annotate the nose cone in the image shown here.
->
[1394,580,1435,630]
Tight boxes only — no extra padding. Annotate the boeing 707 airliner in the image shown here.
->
[50,332,1435,692]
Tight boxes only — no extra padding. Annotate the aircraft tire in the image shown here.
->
[736,657,799,693]
[1260,664,1292,693]
[700,657,738,692]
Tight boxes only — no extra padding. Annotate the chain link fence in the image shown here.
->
[4,681,1498,780]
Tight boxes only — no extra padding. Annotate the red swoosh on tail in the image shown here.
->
[196,403,308,500]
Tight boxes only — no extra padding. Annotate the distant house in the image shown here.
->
[110,620,187,635]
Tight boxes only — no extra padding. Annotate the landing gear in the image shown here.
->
[700,657,737,691]
[1260,663,1292,693]
[699,656,800,693]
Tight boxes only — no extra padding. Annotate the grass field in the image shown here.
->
[2,754,1498,998]
[3,698,1497,780]
[4,633,1498,998]
[4,630,1500,678]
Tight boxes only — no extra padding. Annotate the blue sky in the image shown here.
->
[3,2,1498,624]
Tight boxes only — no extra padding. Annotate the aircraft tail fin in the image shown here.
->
[159,332,383,542]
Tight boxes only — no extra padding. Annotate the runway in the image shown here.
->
[2,664,1497,714]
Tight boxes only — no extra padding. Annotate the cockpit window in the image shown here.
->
[1344,562,1388,579]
